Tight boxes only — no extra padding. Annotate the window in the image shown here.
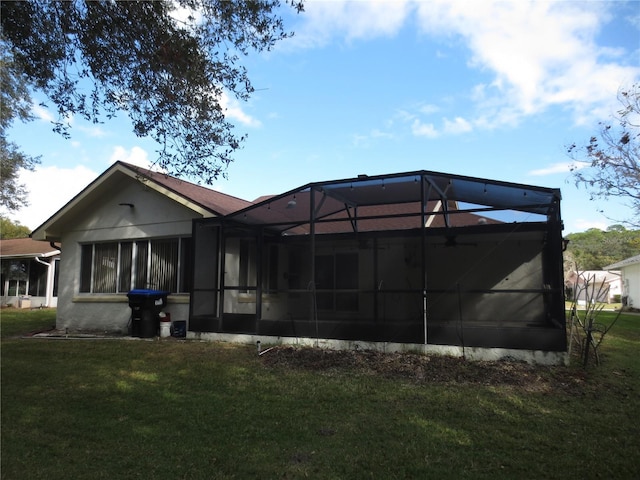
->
[80,238,192,294]
[1,260,28,296]
[315,252,359,312]
[28,260,48,296]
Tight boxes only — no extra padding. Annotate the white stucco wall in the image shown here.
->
[622,263,640,309]
[56,176,201,333]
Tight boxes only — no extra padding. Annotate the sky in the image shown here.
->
[5,0,640,234]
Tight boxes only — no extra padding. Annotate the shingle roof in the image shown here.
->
[306,201,501,234]
[0,238,60,258]
[120,162,252,216]
[604,254,640,270]
[565,270,621,285]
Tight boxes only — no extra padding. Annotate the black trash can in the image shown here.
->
[127,289,169,338]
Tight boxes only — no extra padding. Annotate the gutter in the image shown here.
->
[33,256,53,308]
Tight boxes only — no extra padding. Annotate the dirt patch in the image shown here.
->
[259,345,591,395]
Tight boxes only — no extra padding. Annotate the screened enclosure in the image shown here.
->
[189,170,566,352]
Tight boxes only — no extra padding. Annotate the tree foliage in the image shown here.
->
[0,216,31,239]
[0,0,303,184]
[0,40,40,212]
[568,83,640,227]
[564,225,640,271]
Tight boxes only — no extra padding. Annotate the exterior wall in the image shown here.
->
[621,263,640,309]
[56,178,198,332]
[566,271,622,305]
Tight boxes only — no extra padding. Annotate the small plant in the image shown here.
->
[567,270,622,367]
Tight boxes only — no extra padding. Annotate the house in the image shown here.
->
[0,237,60,308]
[31,164,567,364]
[190,170,567,364]
[30,161,252,333]
[564,270,622,305]
[604,254,640,309]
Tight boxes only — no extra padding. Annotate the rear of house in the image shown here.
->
[30,164,567,363]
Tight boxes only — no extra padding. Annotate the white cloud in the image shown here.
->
[573,218,609,232]
[8,165,99,230]
[32,104,54,122]
[415,1,640,126]
[288,0,413,48]
[352,128,395,147]
[419,104,440,115]
[219,91,262,128]
[77,125,109,138]
[528,162,576,176]
[169,2,201,26]
[291,1,639,129]
[443,116,472,135]
[109,146,152,169]
[411,119,438,138]
[408,116,474,138]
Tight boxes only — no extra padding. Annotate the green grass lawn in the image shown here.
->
[1,308,639,479]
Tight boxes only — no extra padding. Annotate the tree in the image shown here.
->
[0,40,40,212]
[0,216,31,239]
[567,272,622,367]
[568,83,640,227]
[564,226,640,271]
[0,0,303,184]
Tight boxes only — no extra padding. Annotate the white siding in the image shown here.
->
[622,263,640,309]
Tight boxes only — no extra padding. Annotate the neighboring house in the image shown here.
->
[565,270,622,305]
[604,254,640,309]
[30,161,252,333]
[190,170,567,364]
[0,237,60,308]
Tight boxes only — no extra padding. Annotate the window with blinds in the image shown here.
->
[79,238,191,294]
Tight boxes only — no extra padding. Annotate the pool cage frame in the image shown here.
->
[189,170,566,353]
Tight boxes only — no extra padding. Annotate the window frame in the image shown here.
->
[79,237,192,294]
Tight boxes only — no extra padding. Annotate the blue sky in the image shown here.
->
[5,0,640,233]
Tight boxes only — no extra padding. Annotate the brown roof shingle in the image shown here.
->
[120,162,253,216]
[0,238,60,258]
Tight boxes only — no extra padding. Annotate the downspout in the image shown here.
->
[33,256,52,308]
